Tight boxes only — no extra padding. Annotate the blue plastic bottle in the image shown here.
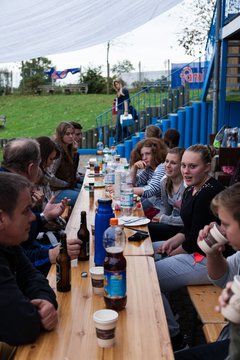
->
[94,199,114,266]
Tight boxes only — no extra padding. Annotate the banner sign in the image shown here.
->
[171,62,208,89]
[45,67,81,80]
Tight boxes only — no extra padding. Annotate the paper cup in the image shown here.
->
[89,266,104,295]
[221,275,240,324]
[198,223,228,254]
[93,309,118,347]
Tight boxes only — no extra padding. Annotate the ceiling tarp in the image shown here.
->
[0,0,182,63]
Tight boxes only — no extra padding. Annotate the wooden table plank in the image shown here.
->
[66,170,154,257]
[15,256,173,360]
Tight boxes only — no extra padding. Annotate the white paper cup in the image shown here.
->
[198,223,228,254]
[93,309,118,347]
[221,275,240,324]
[89,266,104,295]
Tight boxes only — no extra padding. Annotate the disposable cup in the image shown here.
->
[93,309,118,347]
[221,275,240,324]
[89,266,104,295]
[198,223,228,254]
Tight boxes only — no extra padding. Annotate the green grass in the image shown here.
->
[0,94,114,139]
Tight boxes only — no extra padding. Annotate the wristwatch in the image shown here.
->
[40,212,48,225]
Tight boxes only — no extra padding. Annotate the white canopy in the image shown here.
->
[0,0,182,63]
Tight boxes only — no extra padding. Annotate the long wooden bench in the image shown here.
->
[203,323,227,343]
[187,285,227,343]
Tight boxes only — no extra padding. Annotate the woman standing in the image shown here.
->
[51,122,80,207]
[113,78,132,142]
[148,147,185,241]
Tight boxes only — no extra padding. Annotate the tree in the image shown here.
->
[177,0,215,56]
[19,57,53,93]
[80,66,106,93]
[111,60,135,77]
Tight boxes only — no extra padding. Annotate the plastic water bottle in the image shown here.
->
[96,138,103,170]
[102,145,110,174]
[103,218,127,311]
[113,164,123,211]
[110,145,117,158]
[120,165,134,216]
[94,199,114,266]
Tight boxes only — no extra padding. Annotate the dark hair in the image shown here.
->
[0,173,31,216]
[2,138,40,173]
[36,136,60,170]
[211,183,240,226]
[166,147,185,195]
[145,125,162,139]
[69,121,82,130]
[185,144,213,164]
[163,128,180,148]
[130,137,167,168]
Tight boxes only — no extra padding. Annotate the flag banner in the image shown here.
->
[45,67,81,79]
[171,62,209,89]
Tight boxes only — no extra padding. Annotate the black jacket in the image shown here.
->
[0,245,57,346]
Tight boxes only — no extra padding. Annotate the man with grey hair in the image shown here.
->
[0,172,58,357]
[0,138,81,276]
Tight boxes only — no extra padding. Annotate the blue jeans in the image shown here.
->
[153,241,210,337]
[55,188,80,208]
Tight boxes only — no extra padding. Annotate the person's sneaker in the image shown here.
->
[171,333,189,352]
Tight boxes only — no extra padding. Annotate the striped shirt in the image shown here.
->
[136,163,165,198]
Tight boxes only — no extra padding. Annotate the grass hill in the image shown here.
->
[0,94,114,139]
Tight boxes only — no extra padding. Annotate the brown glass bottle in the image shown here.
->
[103,246,127,311]
[56,230,71,292]
[77,211,90,261]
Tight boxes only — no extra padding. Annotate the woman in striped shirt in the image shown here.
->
[130,137,167,218]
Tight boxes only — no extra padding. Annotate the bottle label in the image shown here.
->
[96,328,115,340]
[104,270,126,298]
[56,262,61,284]
[120,193,133,208]
[104,173,115,184]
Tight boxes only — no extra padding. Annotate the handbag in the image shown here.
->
[120,114,134,127]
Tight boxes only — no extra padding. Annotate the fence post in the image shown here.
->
[177,109,186,148]
[185,106,194,147]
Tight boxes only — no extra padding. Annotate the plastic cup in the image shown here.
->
[89,266,104,295]
[221,275,240,324]
[93,309,118,347]
[198,223,228,254]
[94,164,100,174]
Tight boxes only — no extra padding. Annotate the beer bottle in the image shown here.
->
[56,230,71,292]
[103,218,127,311]
[77,211,90,261]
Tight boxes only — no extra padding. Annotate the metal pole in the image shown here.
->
[212,0,222,133]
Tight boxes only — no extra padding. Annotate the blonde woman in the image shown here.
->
[113,78,132,142]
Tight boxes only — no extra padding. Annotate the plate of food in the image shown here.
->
[118,216,150,227]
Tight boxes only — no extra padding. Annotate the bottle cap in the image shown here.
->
[110,218,118,225]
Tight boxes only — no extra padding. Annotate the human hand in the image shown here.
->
[67,238,82,259]
[31,189,44,207]
[31,299,58,331]
[197,222,225,255]
[215,282,233,313]
[151,214,160,223]
[49,245,60,263]
[134,160,147,170]
[43,196,70,221]
[106,184,114,195]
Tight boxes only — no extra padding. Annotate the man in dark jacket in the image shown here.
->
[0,138,81,275]
[0,172,58,357]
